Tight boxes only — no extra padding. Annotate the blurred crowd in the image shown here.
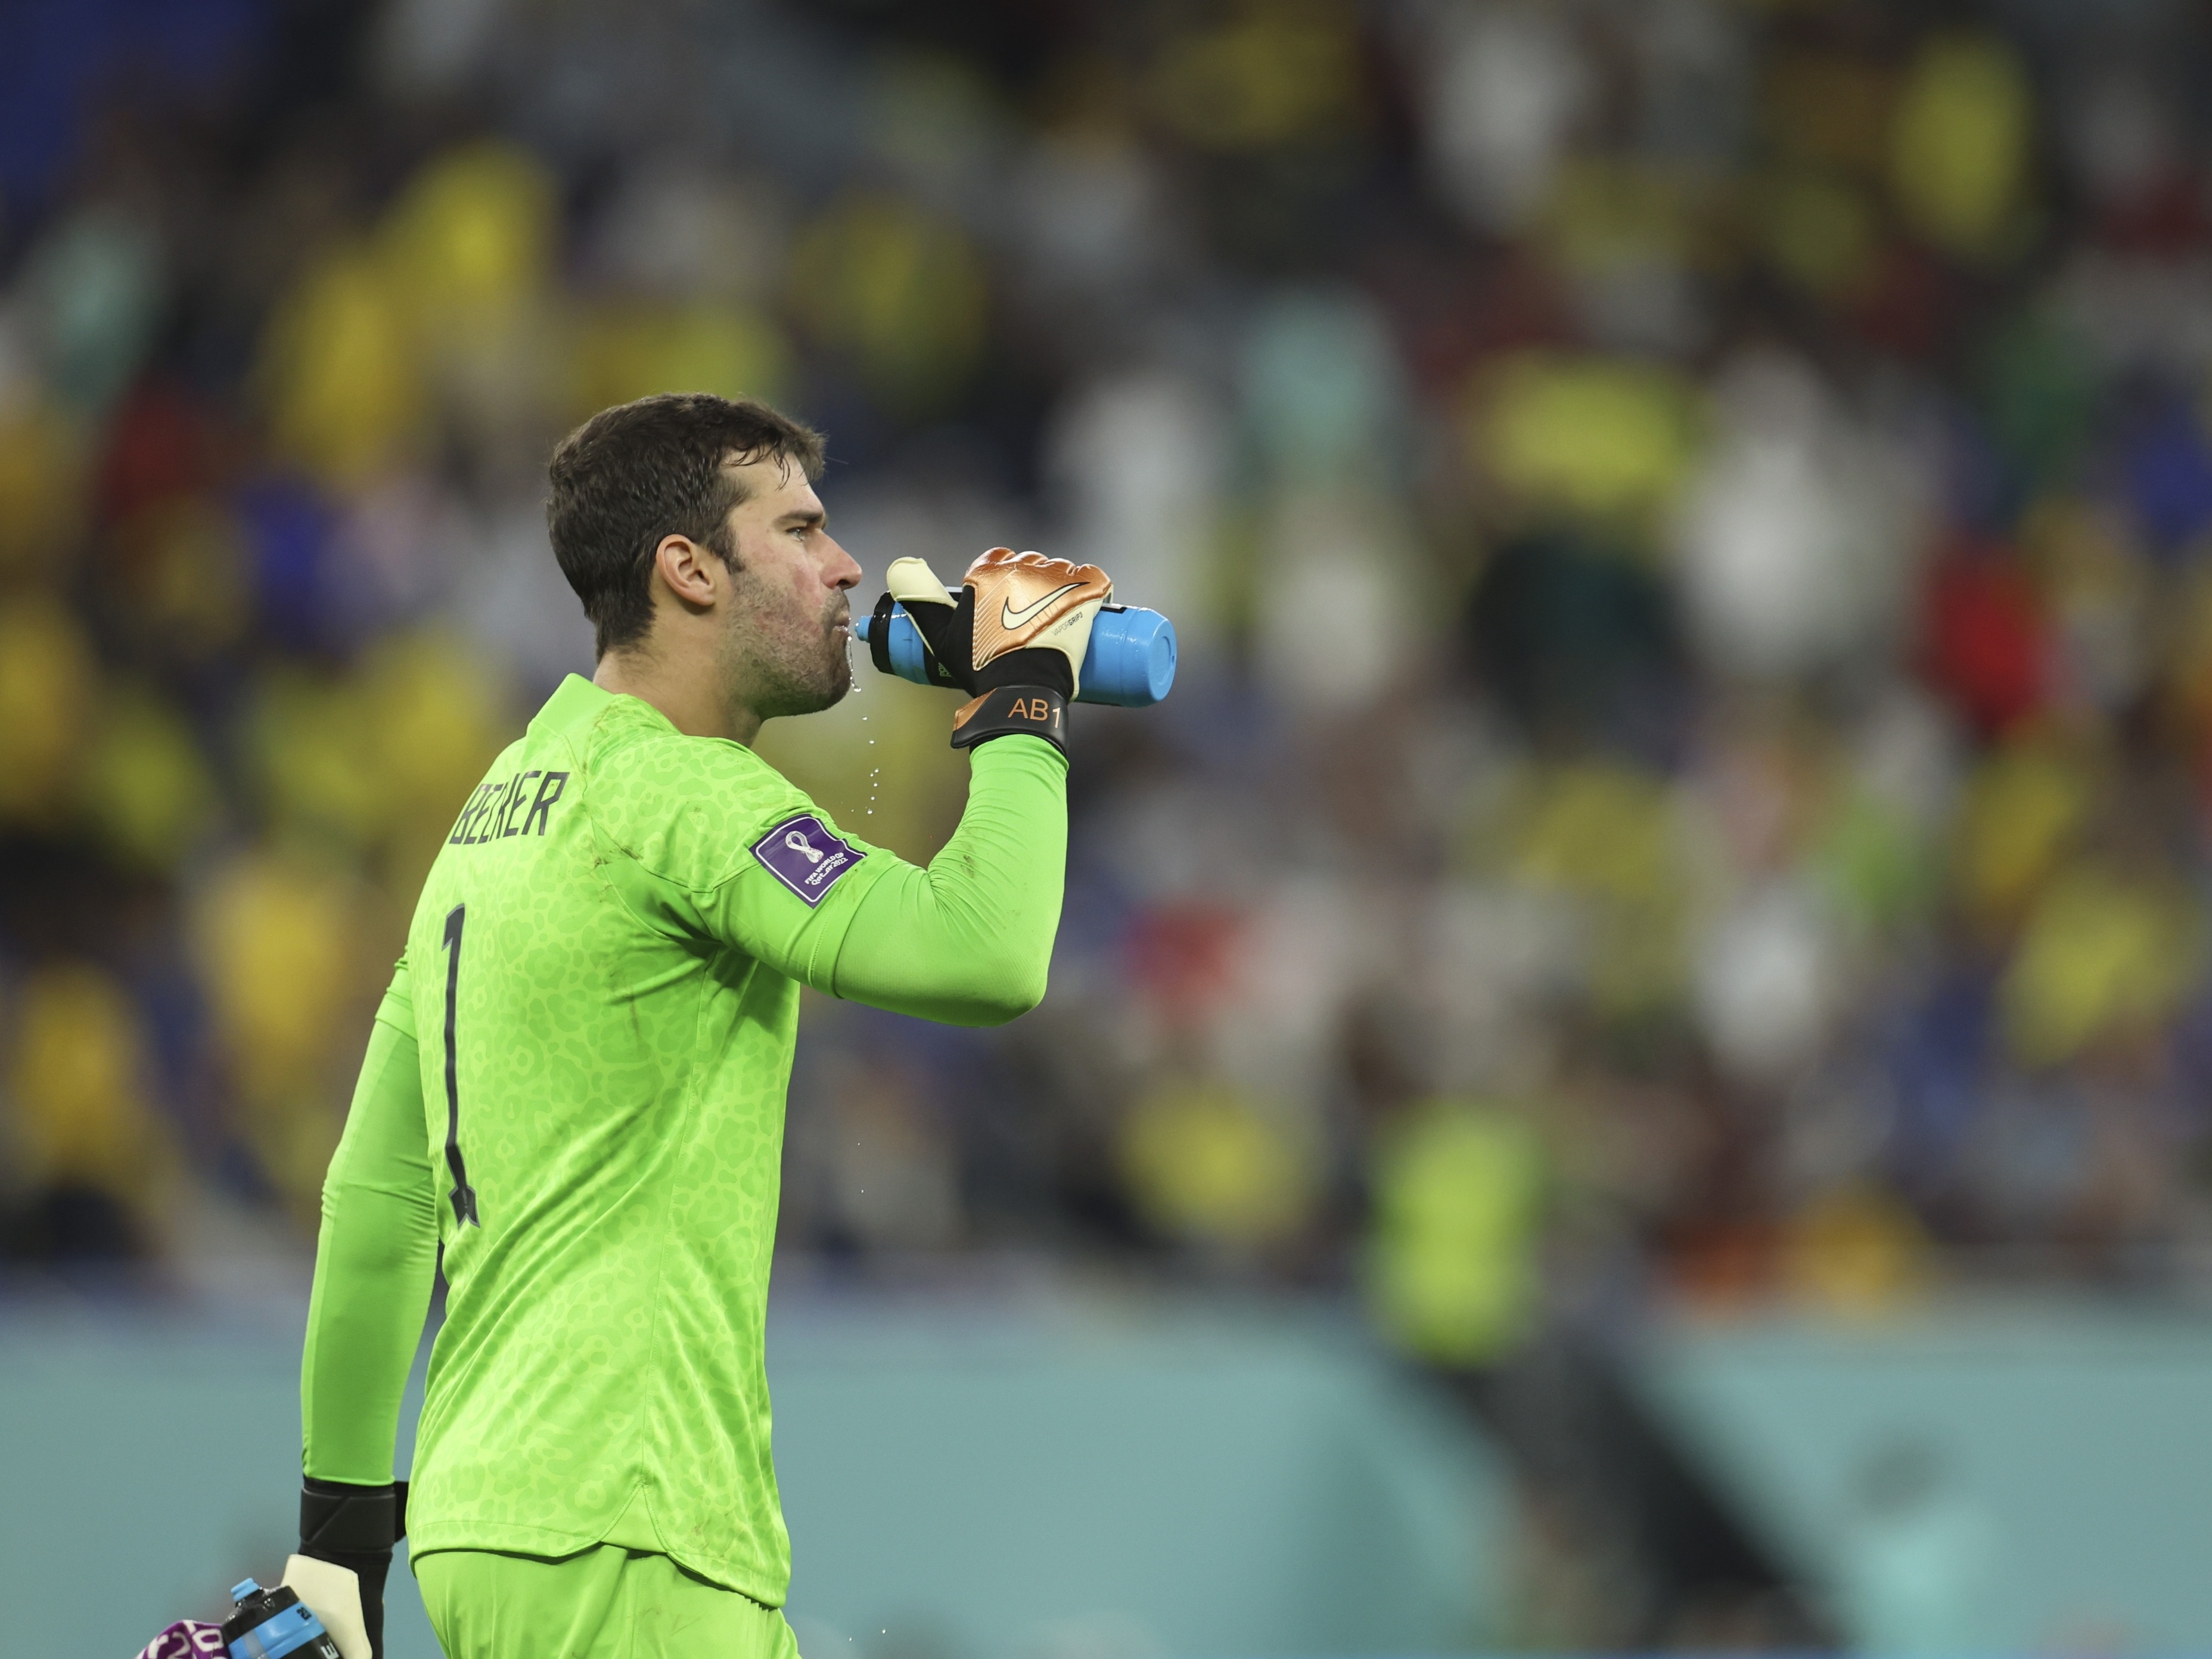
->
[6,0,2212,1371]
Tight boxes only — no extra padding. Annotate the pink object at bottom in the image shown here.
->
[135,1620,228,1658]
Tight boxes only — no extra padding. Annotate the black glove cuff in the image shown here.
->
[950,685,1067,754]
[300,1480,405,1659]
[300,1478,406,1555]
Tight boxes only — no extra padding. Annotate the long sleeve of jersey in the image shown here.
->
[299,958,440,1484]
[586,724,1070,1027]
[823,734,1067,1024]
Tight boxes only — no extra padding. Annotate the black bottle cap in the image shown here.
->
[220,1579,302,1646]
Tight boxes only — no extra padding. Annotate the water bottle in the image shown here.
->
[856,601,1177,708]
[220,1579,343,1659]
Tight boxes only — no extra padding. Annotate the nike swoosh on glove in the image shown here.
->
[875,546,1111,753]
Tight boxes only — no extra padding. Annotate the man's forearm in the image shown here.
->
[302,1009,439,1483]
[828,734,1068,1024]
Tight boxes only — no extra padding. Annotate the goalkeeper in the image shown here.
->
[287,392,1112,1659]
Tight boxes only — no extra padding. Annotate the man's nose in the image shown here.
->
[824,536,862,590]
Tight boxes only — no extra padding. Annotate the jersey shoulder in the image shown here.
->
[580,698,841,891]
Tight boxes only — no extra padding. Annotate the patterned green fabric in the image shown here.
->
[300,674,1067,1608]
[416,1545,802,1659]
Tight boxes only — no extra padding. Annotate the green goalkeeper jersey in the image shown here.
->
[298,674,1068,1605]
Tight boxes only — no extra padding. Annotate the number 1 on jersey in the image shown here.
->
[442,904,482,1227]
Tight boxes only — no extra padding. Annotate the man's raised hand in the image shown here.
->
[875,548,1111,753]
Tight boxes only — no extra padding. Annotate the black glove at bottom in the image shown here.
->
[949,684,1068,751]
[299,1477,407,1659]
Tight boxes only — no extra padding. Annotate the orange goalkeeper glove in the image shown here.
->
[873,547,1111,754]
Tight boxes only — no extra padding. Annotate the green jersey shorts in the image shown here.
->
[298,673,1068,1608]
[417,1545,801,1659]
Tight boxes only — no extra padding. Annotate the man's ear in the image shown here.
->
[651,535,724,613]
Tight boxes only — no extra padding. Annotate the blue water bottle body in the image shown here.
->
[856,602,1177,707]
[222,1580,344,1659]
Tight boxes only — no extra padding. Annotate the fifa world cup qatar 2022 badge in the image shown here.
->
[751,814,865,906]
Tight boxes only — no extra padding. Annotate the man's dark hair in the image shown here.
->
[547,392,827,657]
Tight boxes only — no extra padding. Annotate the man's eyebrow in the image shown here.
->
[776,506,827,529]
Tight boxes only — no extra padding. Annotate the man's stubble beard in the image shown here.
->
[722,572,853,723]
